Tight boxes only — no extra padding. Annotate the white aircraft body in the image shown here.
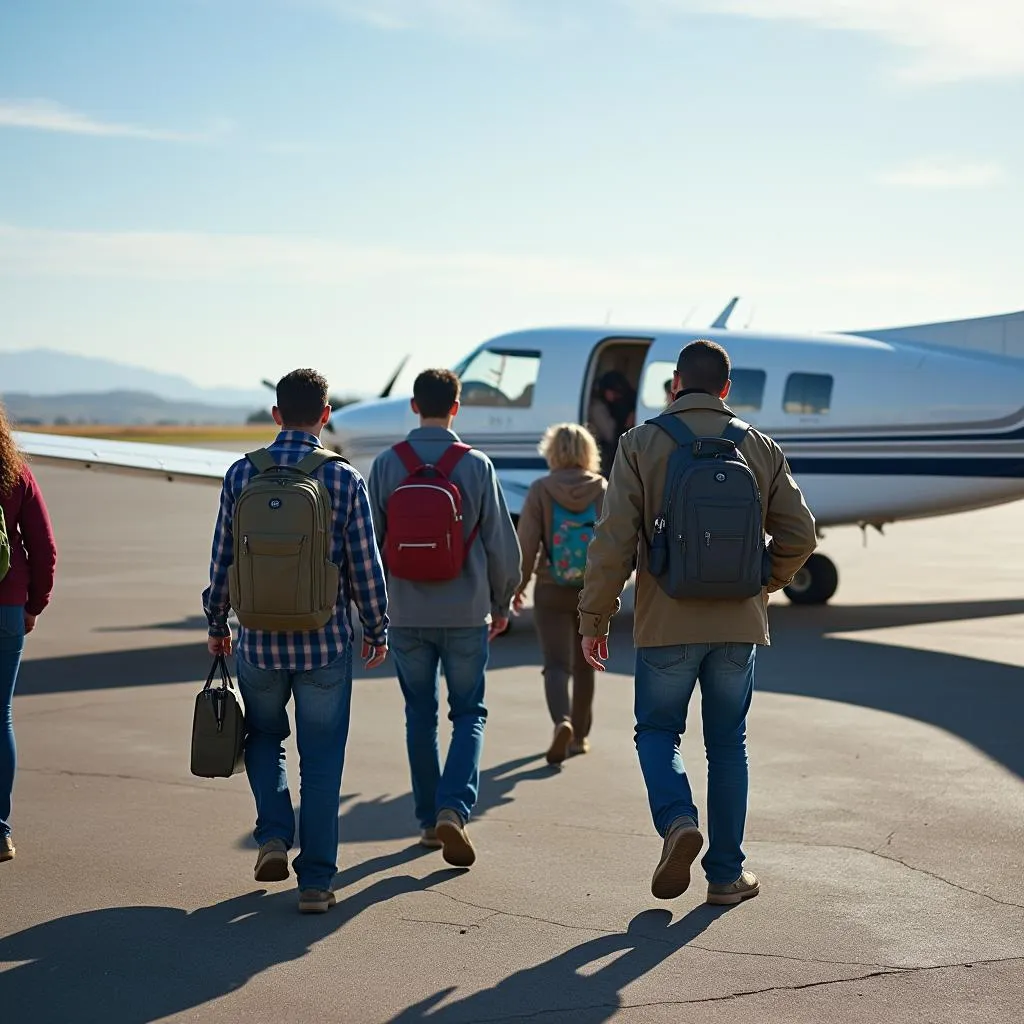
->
[13,307,1024,606]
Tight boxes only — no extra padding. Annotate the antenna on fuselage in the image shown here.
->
[711,296,740,329]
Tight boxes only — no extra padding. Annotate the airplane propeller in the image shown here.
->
[260,356,410,434]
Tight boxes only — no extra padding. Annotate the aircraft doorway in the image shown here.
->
[581,336,652,475]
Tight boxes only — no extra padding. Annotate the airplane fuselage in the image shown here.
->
[332,325,1024,530]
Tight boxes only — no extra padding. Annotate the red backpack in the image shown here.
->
[384,441,480,582]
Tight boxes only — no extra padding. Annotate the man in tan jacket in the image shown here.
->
[578,339,817,905]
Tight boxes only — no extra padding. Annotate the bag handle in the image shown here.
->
[203,655,235,733]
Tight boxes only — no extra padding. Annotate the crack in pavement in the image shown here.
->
[425,891,925,973]
[480,820,1024,913]
[759,837,1024,912]
[462,956,1024,1022]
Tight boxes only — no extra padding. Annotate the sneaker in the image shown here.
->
[546,722,574,765]
[568,738,590,756]
[298,888,336,914]
[650,818,704,900]
[707,871,760,905]
[254,838,289,882]
[0,835,14,863]
[435,808,476,868]
[419,827,443,849]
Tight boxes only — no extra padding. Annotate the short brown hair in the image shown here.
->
[676,339,731,395]
[539,423,600,473]
[413,369,461,419]
[276,368,329,426]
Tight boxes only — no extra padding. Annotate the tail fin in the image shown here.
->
[845,309,1024,360]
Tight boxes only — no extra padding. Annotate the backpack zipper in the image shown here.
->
[395,484,462,519]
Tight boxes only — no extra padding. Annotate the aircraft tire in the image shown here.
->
[783,553,839,605]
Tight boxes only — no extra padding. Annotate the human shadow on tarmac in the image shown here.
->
[232,754,555,850]
[0,859,461,1024]
[16,598,1024,780]
[388,905,733,1023]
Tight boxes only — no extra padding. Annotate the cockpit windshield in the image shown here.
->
[450,347,541,408]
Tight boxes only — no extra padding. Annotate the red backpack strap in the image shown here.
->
[393,441,424,475]
[434,442,473,478]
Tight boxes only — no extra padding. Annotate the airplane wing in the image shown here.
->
[14,430,235,485]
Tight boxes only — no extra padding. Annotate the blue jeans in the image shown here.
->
[0,606,25,840]
[390,626,489,829]
[236,646,353,891]
[634,642,755,885]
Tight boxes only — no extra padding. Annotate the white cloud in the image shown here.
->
[628,1,1024,82]
[875,158,1008,189]
[314,0,1024,81]
[0,99,227,142]
[0,223,965,305]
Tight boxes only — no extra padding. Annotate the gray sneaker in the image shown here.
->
[254,838,289,882]
[707,870,760,905]
[0,835,14,863]
[419,827,443,850]
[651,817,704,900]
[298,888,337,914]
[435,808,476,868]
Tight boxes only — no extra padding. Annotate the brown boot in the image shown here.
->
[0,835,14,863]
[435,808,476,867]
[546,722,574,765]
[650,818,704,900]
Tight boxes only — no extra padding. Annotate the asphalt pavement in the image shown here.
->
[0,464,1021,1023]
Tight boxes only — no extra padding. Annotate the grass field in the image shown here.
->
[22,423,279,445]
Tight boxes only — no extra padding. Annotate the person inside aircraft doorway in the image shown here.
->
[588,370,637,477]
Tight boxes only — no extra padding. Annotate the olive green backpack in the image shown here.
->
[227,448,347,632]
[0,505,10,583]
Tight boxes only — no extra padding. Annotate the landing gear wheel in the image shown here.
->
[784,553,839,605]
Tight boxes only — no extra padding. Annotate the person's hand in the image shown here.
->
[362,640,388,669]
[512,592,525,615]
[208,630,233,657]
[488,617,509,642]
[581,635,609,672]
[23,612,37,635]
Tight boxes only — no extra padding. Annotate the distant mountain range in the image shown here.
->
[0,348,269,407]
[1,348,272,425]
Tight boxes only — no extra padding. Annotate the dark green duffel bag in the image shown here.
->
[190,654,246,778]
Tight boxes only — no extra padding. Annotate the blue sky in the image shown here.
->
[1,0,1021,395]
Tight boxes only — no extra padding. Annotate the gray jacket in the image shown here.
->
[367,426,522,628]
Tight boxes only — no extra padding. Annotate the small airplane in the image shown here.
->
[13,304,1024,606]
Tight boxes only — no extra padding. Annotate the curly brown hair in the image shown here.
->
[0,401,25,497]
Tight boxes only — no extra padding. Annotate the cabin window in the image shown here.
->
[639,362,766,412]
[784,372,833,415]
[457,348,541,408]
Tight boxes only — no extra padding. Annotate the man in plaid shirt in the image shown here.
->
[203,368,388,914]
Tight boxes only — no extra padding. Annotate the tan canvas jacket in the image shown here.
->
[578,392,818,647]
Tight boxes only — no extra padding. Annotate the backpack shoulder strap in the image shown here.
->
[645,414,696,448]
[245,448,277,474]
[721,417,751,447]
[294,448,347,475]
[435,442,473,479]
[393,441,424,475]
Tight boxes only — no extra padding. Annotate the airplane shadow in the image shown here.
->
[387,905,735,1023]
[0,856,462,1024]
[15,598,1024,783]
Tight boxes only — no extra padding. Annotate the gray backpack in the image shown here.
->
[227,447,346,632]
[646,414,767,600]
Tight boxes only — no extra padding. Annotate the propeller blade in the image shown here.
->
[261,378,277,392]
[379,355,410,398]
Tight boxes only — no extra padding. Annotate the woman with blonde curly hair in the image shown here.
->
[0,403,57,863]
[513,423,607,764]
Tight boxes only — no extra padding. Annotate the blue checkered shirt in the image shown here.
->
[202,430,389,670]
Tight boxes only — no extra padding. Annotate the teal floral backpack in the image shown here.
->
[547,500,597,587]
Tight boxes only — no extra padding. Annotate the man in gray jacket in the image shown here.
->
[367,368,521,868]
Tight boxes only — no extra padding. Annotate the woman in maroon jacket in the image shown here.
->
[0,404,57,862]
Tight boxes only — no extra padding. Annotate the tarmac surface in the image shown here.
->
[1,463,1022,1023]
